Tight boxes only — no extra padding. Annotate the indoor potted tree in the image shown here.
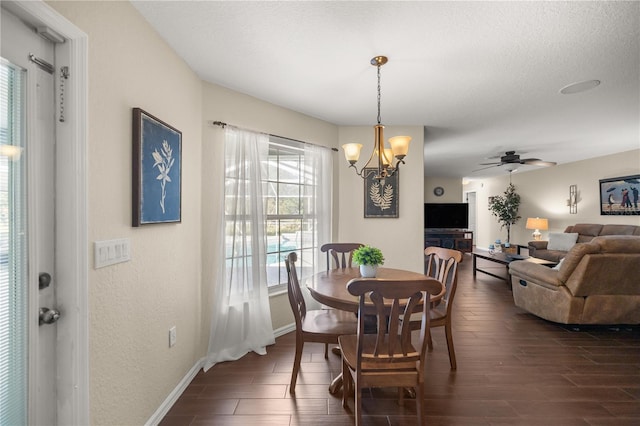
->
[352,245,385,278]
[488,182,521,244]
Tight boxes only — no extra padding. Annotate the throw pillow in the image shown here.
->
[552,257,565,271]
[547,232,579,251]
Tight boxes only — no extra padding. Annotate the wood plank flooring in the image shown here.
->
[160,254,640,425]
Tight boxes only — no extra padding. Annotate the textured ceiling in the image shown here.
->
[132,1,640,179]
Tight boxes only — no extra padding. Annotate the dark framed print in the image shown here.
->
[599,174,640,215]
[364,169,399,218]
[132,108,182,226]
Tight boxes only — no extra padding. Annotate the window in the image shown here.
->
[264,138,319,291]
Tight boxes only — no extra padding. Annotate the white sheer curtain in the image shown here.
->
[204,127,275,371]
[303,144,333,274]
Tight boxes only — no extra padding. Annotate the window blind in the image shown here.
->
[0,59,28,425]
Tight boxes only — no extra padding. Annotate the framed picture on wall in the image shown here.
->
[364,169,399,218]
[599,174,640,216]
[132,108,182,226]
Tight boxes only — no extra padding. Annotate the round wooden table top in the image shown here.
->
[305,266,445,313]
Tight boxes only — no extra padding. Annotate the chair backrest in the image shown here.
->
[320,243,364,270]
[347,277,443,369]
[285,252,306,327]
[424,247,463,311]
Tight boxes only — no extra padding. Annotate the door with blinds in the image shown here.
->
[1,8,58,425]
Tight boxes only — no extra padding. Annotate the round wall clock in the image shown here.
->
[433,186,445,196]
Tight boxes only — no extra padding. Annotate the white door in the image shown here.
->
[1,8,58,424]
[466,191,477,246]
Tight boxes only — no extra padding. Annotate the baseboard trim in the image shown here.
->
[145,357,205,426]
[146,325,293,425]
[273,323,295,338]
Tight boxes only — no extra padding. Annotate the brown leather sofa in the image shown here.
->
[528,223,640,262]
[510,235,640,324]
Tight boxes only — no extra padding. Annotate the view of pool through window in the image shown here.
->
[264,140,317,288]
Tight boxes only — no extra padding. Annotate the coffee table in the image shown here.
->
[472,249,556,283]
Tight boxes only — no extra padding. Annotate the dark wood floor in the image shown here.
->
[160,254,640,425]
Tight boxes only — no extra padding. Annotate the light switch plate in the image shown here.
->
[94,238,131,269]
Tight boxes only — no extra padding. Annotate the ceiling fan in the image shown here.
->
[474,150,557,172]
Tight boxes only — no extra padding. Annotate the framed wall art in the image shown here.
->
[132,108,182,226]
[364,169,399,218]
[599,174,640,216]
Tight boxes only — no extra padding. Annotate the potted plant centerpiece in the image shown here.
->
[352,245,385,278]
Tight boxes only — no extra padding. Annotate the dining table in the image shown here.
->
[303,266,445,394]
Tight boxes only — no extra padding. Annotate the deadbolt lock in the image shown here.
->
[39,272,52,290]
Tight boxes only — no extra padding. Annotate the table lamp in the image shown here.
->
[526,217,548,241]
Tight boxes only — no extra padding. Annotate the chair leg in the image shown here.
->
[444,321,457,370]
[341,360,351,409]
[324,343,328,359]
[290,336,304,394]
[416,382,425,426]
[354,377,362,426]
[427,326,434,351]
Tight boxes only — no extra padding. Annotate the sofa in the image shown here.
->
[528,223,640,262]
[510,235,640,324]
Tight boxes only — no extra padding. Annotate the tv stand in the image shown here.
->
[424,229,473,253]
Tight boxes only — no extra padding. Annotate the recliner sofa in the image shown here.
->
[528,223,640,262]
[510,235,640,325]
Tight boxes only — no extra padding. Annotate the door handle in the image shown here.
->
[39,307,61,325]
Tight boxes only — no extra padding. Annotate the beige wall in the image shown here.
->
[48,1,204,424]
[338,126,425,273]
[423,177,464,202]
[464,149,640,248]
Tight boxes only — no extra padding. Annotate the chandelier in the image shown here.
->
[342,56,411,181]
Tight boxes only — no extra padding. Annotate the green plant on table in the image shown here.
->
[352,245,385,266]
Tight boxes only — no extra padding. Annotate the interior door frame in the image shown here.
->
[3,1,89,424]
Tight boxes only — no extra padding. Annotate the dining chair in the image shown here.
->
[338,277,443,426]
[418,246,463,370]
[285,252,357,394]
[320,243,364,270]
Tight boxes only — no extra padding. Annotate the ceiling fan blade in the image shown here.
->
[472,164,501,172]
[522,159,557,167]
[479,161,502,166]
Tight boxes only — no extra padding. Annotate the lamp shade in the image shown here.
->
[526,217,548,230]
[388,136,411,158]
[342,143,363,163]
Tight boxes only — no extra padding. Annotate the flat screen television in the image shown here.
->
[424,203,469,229]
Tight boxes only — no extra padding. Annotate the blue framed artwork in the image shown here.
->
[132,108,182,226]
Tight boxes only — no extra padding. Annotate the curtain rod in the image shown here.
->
[211,121,338,152]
